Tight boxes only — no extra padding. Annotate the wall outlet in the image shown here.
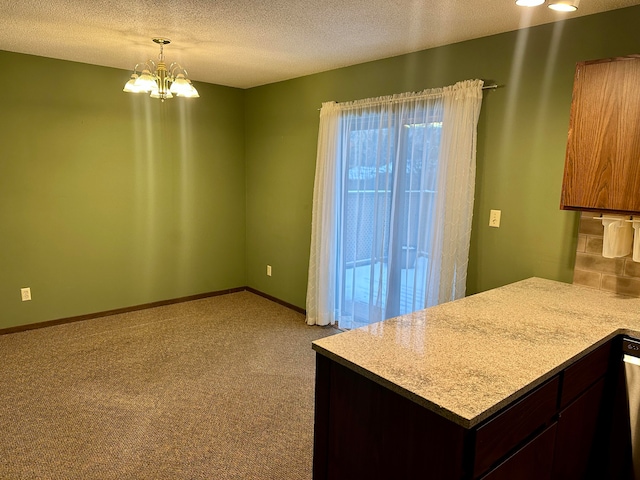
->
[489,209,502,228]
[267,265,272,277]
[21,287,31,301]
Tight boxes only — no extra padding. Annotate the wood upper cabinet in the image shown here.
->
[560,55,640,214]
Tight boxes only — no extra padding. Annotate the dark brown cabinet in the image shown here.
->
[312,355,469,480]
[480,423,558,480]
[313,339,622,480]
[552,377,607,479]
[551,340,614,479]
[473,377,559,478]
[560,55,640,214]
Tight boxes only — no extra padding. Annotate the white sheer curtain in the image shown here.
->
[306,80,484,328]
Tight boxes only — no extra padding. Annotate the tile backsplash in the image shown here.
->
[573,211,640,296]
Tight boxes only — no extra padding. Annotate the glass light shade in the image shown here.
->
[548,0,578,11]
[177,84,199,98]
[515,0,545,6]
[150,84,173,99]
[133,69,157,92]
[123,74,145,93]
[169,75,192,95]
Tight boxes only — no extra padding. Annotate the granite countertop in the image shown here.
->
[311,277,640,428]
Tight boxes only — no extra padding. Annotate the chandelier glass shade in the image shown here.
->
[515,0,579,10]
[123,38,199,101]
[548,0,579,11]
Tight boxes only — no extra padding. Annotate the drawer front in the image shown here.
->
[480,423,557,480]
[473,376,559,478]
[560,341,611,409]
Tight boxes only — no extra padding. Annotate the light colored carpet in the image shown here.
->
[0,291,338,479]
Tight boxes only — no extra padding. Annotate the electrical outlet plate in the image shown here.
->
[21,287,31,301]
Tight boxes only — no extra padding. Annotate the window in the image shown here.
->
[339,118,443,328]
[307,81,484,328]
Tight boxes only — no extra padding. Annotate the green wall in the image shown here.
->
[0,51,246,329]
[2,6,640,329]
[244,6,640,308]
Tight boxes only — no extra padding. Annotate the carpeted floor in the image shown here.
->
[0,291,338,479]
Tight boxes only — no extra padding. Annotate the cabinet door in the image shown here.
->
[560,56,640,214]
[480,423,557,480]
[314,355,468,480]
[560,341,611,408]
[552,376,607,479]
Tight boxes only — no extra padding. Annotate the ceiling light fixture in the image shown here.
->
[123,38,199,101]
[548,0,579,11]
[515,0,545,6]
[515,0,580,11]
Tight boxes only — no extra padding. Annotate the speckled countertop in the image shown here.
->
[312,277,640,428]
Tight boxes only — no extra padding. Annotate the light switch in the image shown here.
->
[489,210,501,228]
[21,287,31,301]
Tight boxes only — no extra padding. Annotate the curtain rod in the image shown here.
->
[318,83,501,110]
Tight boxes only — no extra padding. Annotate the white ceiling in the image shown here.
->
[0,0,638,89]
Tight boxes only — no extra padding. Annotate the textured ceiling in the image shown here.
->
[0,0,638,89]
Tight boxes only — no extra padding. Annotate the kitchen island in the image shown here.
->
[312,277,640,479]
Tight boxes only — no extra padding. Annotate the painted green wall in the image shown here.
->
[244,6,640,308]
[0,51,246,329]
[3,7,639,329]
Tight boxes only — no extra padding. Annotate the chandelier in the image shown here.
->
[123,38,199,101]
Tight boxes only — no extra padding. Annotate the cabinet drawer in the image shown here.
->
[473,376,559,478]
[560,341,611,409]
[480,423,557,480]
